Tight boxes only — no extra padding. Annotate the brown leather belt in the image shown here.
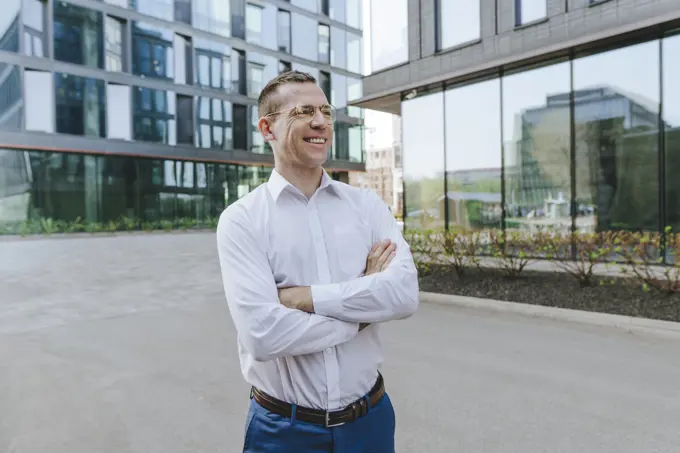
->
[251,373,385,428]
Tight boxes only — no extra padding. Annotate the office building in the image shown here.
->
[0,0,365,228]
[354,0,680,236]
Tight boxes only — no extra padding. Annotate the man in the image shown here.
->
[216,70,419,453]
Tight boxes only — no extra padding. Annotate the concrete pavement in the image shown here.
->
[1,233,680,452]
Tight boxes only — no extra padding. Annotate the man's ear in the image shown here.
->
[258,117,276,141]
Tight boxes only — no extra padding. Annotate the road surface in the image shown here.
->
[1,233,679,452]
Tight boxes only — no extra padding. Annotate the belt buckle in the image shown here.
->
[325,410,345,428]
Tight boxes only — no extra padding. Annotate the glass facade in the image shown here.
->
[0,148,272,227]
[401,34,680,236]
[0,0,364,232]
[437,0,480,50]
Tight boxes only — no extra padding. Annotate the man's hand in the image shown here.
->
[278,286,314,313]
[365,239,397,276]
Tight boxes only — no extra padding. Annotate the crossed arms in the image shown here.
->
[216,192,419,362]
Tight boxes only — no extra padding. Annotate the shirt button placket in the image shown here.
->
[308,198,341,410]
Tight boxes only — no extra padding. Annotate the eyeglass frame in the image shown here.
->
[263,103,337,125]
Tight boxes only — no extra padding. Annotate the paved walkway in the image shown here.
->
[1,233,680,452]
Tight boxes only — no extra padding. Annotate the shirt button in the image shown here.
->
[326,348,333,354]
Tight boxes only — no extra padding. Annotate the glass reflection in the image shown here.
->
[55,73,106,138]
[291,13,317,61]
[516,0,547,26]
[246,3,263,45]
[573,41,659,232]
[193,0,231,37]
[347,32,362,74]
[445,79,502,230]
[196,97,232,150]
[318,24,330,64]
[105,17,124,72]
[0,148,275,226]
[664,34,680,232]
[277,10,291,53]
[54,2,104,69]
[247,53,278,99]
[132,22,174,80]
[194,38,232,92]
[438,0,480,49]
[0,0,20,53]
[133,87,177,145]
[0,63,22,132]
[369,0,407,72]
[130,0,173,21]
[23,0,45,57]
[402,92,445,230]
[502,62,571,234]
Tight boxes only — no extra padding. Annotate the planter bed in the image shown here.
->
[418,264,680,323]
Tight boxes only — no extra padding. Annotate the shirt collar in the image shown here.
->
[267,168,337,202]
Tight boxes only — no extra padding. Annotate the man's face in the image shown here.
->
[261,82,334,168]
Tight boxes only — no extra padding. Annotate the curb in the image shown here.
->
[419,291,680,340]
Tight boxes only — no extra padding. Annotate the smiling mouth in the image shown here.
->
[303,138,327,144]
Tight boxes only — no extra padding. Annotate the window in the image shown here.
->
[437,0,480,50]
[0,0,20,53]
[192,0,231,37]
[131,0,173,21]
[54,73,106,138]
[174,0,192,24]
[232,104,248,150]
[503,62,570,233]
[277,10,291,53]
[105,16,124,72]
[573,41,660,233]
[446,79,502,230]
[232,0,246,39]
[196,97,232,150]
[402,92,446,230]
[345,0,361,29]
[291,13,317,61]
[23,0,46,56]
[196,51,231,90]
[246,3,263,45]
[369,0,406,72]
[247,62,265,98]
[515,0,547,26]
[318,24,330,64]
[133,87,176,144]
[0,64,23,131]
[54,2,104,69]
[319,71,331,101]
[132,22,174,80]
[233,50,247,95]
[330,27,346,70]
[319,0,329,15]
[346,32,361,74]
[664,34,680,232]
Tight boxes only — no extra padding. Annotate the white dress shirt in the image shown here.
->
[216,169,419,411]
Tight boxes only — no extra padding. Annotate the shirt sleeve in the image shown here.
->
[310,190,419,323]
[216,205,359,362]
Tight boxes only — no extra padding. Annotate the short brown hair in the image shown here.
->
[257,70,317,118]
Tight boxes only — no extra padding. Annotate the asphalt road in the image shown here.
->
[1,233,680,453]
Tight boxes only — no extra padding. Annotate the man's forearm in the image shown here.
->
[278,286,371,331]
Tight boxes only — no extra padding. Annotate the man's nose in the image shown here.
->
[310,108,327,127]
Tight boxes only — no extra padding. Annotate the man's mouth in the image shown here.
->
[303,138,327,144]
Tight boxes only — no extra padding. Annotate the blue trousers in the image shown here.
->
[242,392,396,453]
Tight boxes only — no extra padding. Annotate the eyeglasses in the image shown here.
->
[264,104,337,124]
